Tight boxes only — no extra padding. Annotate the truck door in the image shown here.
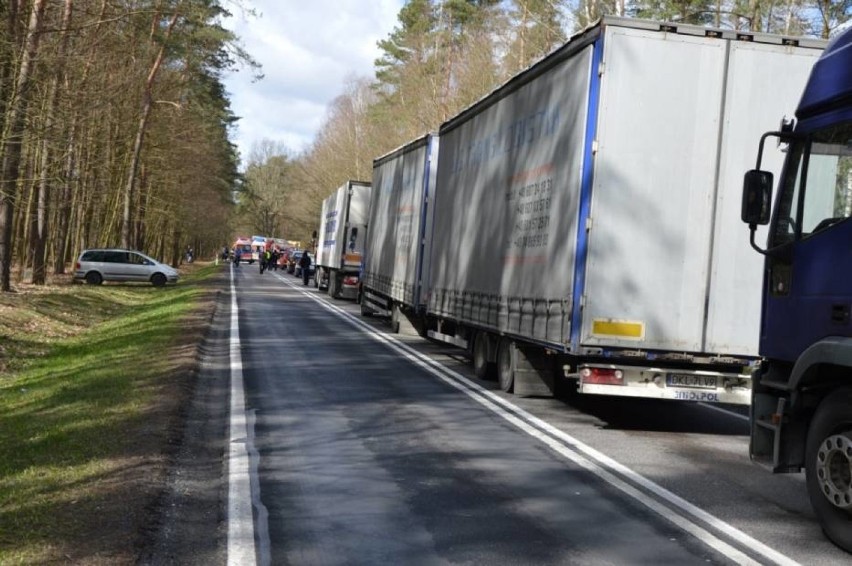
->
[762,130,852,361]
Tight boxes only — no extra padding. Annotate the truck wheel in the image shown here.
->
[360,297,373,317]
[472,332,495,380]
[805,388,852,553]
[328,274,338,298]
[497,338,515,393]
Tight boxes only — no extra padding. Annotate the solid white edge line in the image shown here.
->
[227,263,257,566]
[247,408,272,566]
[276,274,799,566]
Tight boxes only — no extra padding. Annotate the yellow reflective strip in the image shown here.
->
[592,319,644,339]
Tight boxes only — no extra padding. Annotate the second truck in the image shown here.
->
[315,180,372,300]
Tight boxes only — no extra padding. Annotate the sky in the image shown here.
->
[222,1,404,167]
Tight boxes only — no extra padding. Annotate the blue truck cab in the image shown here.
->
[741,27,852,551]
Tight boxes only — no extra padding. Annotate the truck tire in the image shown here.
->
[805,388,852,553]
[472,332,495,380]
[497,338,515,393]
[333,275,341,298]
[328,273,338,298]
[360,297,373,317]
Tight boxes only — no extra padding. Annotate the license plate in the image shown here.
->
[666,373,717,390]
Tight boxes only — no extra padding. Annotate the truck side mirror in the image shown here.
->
[741,170,773,226]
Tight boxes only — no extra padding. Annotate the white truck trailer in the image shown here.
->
[361,134,439,331]
[370,17,824,401]
[315,180,372,299]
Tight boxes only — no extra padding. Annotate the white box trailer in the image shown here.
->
[361,134,439,328]
[316,180,372,299]
[418,17,824,400]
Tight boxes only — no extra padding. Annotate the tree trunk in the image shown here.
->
[53,127,76,274]
[0,0,46,291]
[54,0,106,274]
[121,11,179,249]
[30,0,73,284]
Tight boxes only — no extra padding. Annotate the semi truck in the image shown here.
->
[360,16,825,401]
[361,134,439,331]
[740,26,852,552]
[315,180,372,300]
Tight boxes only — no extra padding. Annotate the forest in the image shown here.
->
[1,0,849,292]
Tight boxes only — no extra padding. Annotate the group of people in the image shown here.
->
[229,246,276,270]
[259,248,281,274]
[228,244,312,285]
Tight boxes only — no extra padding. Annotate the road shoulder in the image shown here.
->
[137,269,231,565]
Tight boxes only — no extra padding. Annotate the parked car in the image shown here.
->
[277,247,293,271]
[287,250,303,274]
[74,248,179,287]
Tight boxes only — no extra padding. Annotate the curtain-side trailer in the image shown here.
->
[398,17,825,401]
[361,134,439,331]
[315,180,372,300]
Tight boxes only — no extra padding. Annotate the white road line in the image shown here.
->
[227,264,258,566]
[276,274,798,566]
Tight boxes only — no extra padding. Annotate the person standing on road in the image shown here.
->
[299,251,312,285]
[234,247,242,267]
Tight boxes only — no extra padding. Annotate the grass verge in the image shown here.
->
[0,263,223,565]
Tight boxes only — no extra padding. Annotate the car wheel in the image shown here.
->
[151,273,167,287]
[497,338,515,393]
[805,388,852,553]
[85,271,103,285]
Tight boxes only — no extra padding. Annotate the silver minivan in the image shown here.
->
[74,248,179,287]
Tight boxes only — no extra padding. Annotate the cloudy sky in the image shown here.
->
[223,1,404,166]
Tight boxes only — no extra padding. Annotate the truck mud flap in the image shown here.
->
[392,304,421,337]
[513,344,555,398]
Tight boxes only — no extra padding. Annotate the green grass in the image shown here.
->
[0,263,221,564]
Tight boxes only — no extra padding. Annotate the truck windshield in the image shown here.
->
[771,121,852,247]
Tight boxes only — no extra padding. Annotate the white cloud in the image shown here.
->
[222,0,402,166]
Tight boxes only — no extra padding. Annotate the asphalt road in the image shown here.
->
[144,264,852,565]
